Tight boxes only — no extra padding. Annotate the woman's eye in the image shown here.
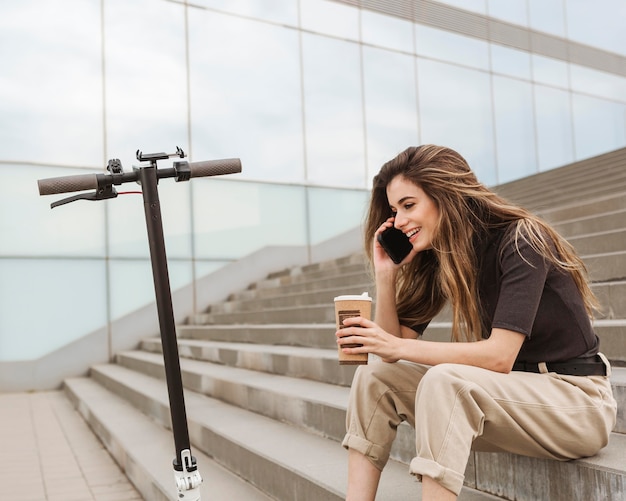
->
[404,203,414,210]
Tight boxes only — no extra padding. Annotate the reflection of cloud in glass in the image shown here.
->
[566,0,626,55]
[300,0,359,40]
[417,59,496,184]
[361,10,414,53]
[362,46,419,182]
[190,0,298,26]
[0,1,103,166]
[188,9,305,183]
[302,33,365,187]
[103,0,188,171]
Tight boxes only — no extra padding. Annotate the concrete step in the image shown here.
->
[553,209,626,238]
[594,281,626,320]
[179,323,339,349]
[209,283,373,315]
[141,337,359,387]
[63,376,274,501]
[81,362,502,501]
[494,148,626,210]
[93,354,626,501]
[584,251,626,282]
[118,348,626,438]
[229,271,373,303]
[539,192,626,224]
[177,318,626,365]
[568,228,626,256]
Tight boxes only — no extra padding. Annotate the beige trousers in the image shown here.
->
[342,359,617,495]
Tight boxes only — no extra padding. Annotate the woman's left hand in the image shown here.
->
[336,317,402,363]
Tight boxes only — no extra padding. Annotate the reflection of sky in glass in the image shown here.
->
[362,47,419,181]
[532,55,569,88]
[492,77,537,184]
[302,34,366,187]
[567,0,626,55]
[190,0,298,26]
[569,65,626,102]
[534,86,574,170]
[361,9,414,52]
[572,95,626,161]
[188,9,305,183]
[490,45,531,80]
[0,259,107,360]
[300,0,359,40]
[104,0,188,171]
[487,0,528,26]
[0,0,103,166]
[1,165,106,257]
[528,0,566,37]
[415,24,489,71]
[417,59,496,185]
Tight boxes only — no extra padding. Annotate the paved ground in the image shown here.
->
[0,391,142,501]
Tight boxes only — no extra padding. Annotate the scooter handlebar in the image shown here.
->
[37,173,100,196]
[188,158,241,178]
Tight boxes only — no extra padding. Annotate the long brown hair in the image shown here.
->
[364,145,599,342]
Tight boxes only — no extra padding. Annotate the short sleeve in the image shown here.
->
[491,229,550,337]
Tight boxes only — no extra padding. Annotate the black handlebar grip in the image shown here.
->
[37,173,99,195]
[188,158,242,178]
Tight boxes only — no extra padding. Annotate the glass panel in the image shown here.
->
[492,76,538,183]
[528,0,565,37]
[307,187,369,245]
[490,44,531,80]
[362,47,419,182]
[417,59,497,185]
[187,0,298,26]
[0,164,106,257]
[194,261,231,282]
[188,10,305,183]
[572,95,626,161]
[299,0,359,40]
[534,85,574,171]
[301,33,366,187]
[432,0,486,14]
[415,24,489,71]
[566,0,626,55]
[108,259,193,320]
[360,9,414,53]
[0,258,107,361]
[104,0,188,171]
[107,175,192,259]
[487,0,528,26]
[0,0,102,166]
[570,65,626,103]
[532,55,569,88]
[192,180,307,259]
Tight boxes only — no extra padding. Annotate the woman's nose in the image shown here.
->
[394,214,406,229]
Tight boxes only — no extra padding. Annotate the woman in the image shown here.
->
[337,145,616,500]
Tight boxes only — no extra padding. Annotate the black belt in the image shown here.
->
[512,355,607,376]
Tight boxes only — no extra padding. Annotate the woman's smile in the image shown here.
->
[386,175,439,252]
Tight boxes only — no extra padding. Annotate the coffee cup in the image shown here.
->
[334,292,372,365]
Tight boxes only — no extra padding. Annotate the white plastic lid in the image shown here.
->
[334,292,372,302]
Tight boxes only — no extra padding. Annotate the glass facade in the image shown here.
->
[0,0,625,362]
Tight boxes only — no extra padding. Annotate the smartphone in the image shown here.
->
[377,226,413,264]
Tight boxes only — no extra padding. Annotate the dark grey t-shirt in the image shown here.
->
[410,223,599,363]
[477,223,598,363]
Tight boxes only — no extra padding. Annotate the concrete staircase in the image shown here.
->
[64,148,626,500]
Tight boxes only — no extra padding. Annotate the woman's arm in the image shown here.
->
[337,319,525,373]
[370,217,419,340]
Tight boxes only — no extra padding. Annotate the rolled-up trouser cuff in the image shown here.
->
[409,456,465,496]
[342,433,389,472]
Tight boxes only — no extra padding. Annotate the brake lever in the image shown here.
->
[50,186,118,209]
